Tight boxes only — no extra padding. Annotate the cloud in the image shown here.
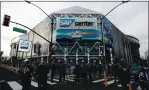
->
[107,2,148,27]
[1,40,11,56]
[118,10,148,57]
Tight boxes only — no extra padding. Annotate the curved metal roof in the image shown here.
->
[11,34,28,43]
[125,34,139,44]
[53,6,101,14]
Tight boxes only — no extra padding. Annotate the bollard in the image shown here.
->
[104,70,107,87]
[0,80,6,90]
[31,76,35,80]
[128,83,132,90]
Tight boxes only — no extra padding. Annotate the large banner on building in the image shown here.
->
[18,40,32,53]
[103,18,113,45]
[56,18,102,40]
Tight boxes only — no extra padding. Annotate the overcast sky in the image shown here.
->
[1,0,148,57]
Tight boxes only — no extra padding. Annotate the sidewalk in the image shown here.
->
[1,65,114,80]
[1,65,19,73]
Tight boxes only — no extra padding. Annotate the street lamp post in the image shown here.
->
[97,1,130,69]
[99,1,130,87]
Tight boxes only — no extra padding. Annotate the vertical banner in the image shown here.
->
[103,18,113,45]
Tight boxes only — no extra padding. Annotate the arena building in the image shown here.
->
[10,6,140,65]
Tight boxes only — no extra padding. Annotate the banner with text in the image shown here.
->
[18,40,32,53]
[56,18,101,40]
[57,18,97,29]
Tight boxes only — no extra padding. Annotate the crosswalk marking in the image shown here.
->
[117,84,129,87]
[8,81,22,90]
[117,84,122,87]
[137,86,142,90]
[93,79,104,83]
[104,79,119,85]
[31,81,38,87]
[67,79,74,82]
[47,81,57,85]
[130,81,133,83]
[107,80,115,85]
[117,81,134,88]
[53,79,59,82]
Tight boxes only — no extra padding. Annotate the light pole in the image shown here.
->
[25,0,54,63]
[97,0,130,69]
[95,1,130,87]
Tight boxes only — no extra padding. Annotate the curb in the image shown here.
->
[2,65,18,74]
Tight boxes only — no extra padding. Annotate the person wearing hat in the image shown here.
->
[35,60,49,90]
[18,59,34,90]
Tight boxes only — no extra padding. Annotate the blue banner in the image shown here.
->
[56,29,102,40]
[103,18,113,45]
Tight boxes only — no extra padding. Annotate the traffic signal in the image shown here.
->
[2,15,11,27]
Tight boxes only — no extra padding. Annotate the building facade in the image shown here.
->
[10,6,140,65]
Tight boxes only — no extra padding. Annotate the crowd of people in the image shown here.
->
[50,60,103,84]
[16,57,149,90]
[111,59,149,90]
[18,59,104,90]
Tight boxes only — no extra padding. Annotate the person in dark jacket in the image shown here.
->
[112,62,120,82]
[35,60,49,90]
[119,63,130,90]
[58,60,66,83]
[74,62,81,83]
[138,65,149,90]
[18,59,34,90]
[130,63,139,83]
[80,60,88,83]
[88,62,93,83]
[50,61,56,82]
[98,62,103,76]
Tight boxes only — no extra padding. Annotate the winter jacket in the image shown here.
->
[119,68,131,85]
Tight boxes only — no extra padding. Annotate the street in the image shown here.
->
[0,66,140,90]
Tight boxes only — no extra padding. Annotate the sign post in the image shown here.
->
[13,27,27,34]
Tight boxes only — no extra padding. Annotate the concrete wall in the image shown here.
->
[110,20,125,59]
[24,16,55,58]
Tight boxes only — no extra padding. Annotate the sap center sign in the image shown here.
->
[56,18,102,40]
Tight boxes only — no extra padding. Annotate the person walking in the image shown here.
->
[18,59,34,90]
[74,62,81,84]
[58,60,66,83]
[130,63,139,82]
[35,60,49,90]
[138,64,149,90]
[80,60,88,83]
[118,61,130,90]
[88,62,93,83]
[98,62,103,76]
[50,61,56,82]
[112,62,120,82]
